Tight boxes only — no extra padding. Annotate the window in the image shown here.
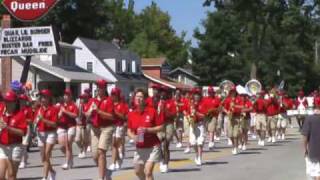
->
[87,62,93,72]
[117,61,121,72]
[127,62,131,73]
[122,60,126,72]
[132,61,136,73]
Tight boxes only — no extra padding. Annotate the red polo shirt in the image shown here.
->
[59,102,79,129]
[266,98,280,116]
[0,102,5,115]
[163,99,177,123]
[0,110,27,145]
[79,102,91,126]
[314,96,320,108]
[204,96,221,117]
[223,96,243,117]
[36,105,58,132]
[89,97,114,128]
[21,106,34,123]
[114,102,129,126]
[128,107,163,148]
[254,98,267,114]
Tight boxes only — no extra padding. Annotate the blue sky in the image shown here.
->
[125,0,212,46]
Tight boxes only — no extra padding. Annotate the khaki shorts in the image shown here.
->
[189,122,205,146]
[133,146,161,165]
[157,123,174,142]
[183,116,190,135]
[113,126,125,138]
[57,127,76,138]
[227,117,240,138]
[75,126,89,143]
[240,117,249,131]
[0,144,23,162]
[267,115,278,130]
[91,126,114,155]
[207,116,220,132]
[255,114,267,131]
[277,114,287,128]
[37,131,57,147]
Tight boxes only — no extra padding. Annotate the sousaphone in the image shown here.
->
[245,79,262,96]
[219,80,235,97]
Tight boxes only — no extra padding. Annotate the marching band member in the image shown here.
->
[109,88,128,171]
[173,88,185,149]
[18,94,33,169]
[36,89,58,180]
[0,90,27,180]
[254,91,267,146]
[296,90,308,130]
[222,87,243,155]
[128,88,164,180]
[239,93,253,151]
[158,86,177,173]
[188,88,207,165]
[182,90,192,154]
[57,89,79,170]
[266,91,280,143]
[204,86,221,150]
[278,92,293,140]
[87,79,114,180]
[75,92,91,159]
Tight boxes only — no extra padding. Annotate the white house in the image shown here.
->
[73,37,148,100]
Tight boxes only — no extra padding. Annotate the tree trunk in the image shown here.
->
[250,62,257,79]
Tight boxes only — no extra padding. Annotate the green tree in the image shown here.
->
[128,2,190,68]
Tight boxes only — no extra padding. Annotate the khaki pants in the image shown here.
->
[255,114,267,131]
[91,126,114,156]
[227,117,240,138]
[157,123,174,142]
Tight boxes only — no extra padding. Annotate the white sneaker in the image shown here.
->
[196,157,202,166]
[19,161,26,169]
[277,135,281,140]
[281,134,285,140]
[61,163,71,170]
[252,134,257,139]
[78,152,86,159]
[258,139,261,146]
[86,146,91,153]
[115,162,120,170]
[261,140,265,146]
[232,148,237,155]
[242,144,246,151]
[272,136,276,143]
[108,163,116,171]
[176,142,182,148]
[42,178,47,180]
[160,164,168,173]
[49,170,56,180]
[267,137,272,143]
[129,139,134,144]
[228,139,232,146]
[238,144,242,149]
[208,142,215,149]
[216,137,220,141]
[184,147,191,154]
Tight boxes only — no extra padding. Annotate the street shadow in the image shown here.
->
[204,161,228,166]
[73,165,97,169]
[285,137,300,141]
[120,166,134,170]
[171,158,190,162]
[27,163,60,169]
[246,147,267,151]
[267,143,284,147]
[239,151,261,155]
[169,168,201,173]
[19,177,43,180]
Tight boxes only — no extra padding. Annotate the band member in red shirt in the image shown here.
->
[187,88,207,165]
[0,90,27,180]
[75,93,91,159]
[57,89,79,170]
[296,90,308,130]
[158,86,177,173]
[35,89,58,180]
[173,88,185,149]
[278,92,292,140]
[266,91,280,143]
[239,94,253,151]
[254,91,268,146]
[223,88,244,155]
[109,88,128,171]
[128,88,164,180]
[145,84,161,109]
[86,79,114,180]
[18,94,33,169]
[205,86,221,149]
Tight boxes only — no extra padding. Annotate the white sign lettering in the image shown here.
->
[0,26,57,57]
